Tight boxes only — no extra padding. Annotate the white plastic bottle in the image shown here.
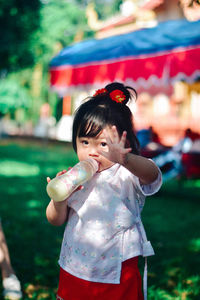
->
[46,158,99,202]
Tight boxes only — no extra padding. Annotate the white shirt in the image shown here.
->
[58,162,162,284]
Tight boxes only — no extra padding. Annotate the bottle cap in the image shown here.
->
[85,158,99,172]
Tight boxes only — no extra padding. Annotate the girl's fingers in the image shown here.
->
[73,185,84,194]
[103,129,112,143]
[47,169,68,183]
[57,170,67,177]
[77,185,84,191]
[119,131,127,147]
[111,126,120,143]
[98,150,109,159]
[124,147,132,154]
[120,147,132,155]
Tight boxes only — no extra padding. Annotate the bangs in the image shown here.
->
[72,101,110,151]
[77,115,105,138]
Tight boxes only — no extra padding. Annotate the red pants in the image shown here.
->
[56,257,144,300]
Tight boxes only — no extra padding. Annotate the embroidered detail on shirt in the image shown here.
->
[101,254,106,260]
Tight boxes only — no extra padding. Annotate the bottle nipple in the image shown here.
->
[86,158,99,172]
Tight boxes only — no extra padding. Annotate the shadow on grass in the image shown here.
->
[0,138,200,299]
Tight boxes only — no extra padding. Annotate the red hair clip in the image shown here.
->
[109,90,126,103]
[93,88,107,97]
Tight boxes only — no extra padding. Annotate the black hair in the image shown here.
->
[72,82,140,154]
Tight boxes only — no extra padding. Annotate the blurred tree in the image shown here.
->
[0,0,41,73]
[32,0,91,66]
[86,0,123,19]
[0,0,91,72]
[0,0,91,121]
[0,0,122,122]
[0,78,30,114]
[29,0,92,122]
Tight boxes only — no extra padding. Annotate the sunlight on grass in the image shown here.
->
[183,179,200,188]
[24,199,43,217]
[149,275,200,300]
[189,238,200,252]
[24,284,56,300]
[173,275,200,299]
[185,276,200,296]
[149,286,176,299]
[26,199,42,209]
[0,160,40,177]
[24,209,42,218]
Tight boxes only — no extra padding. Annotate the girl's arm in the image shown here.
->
[46,198,68,226]
[101,126,159,185]
[46,172,68,226]
[122,152,159,185]
[46,170,83,226]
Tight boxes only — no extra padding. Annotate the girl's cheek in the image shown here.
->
[102,146,109,152]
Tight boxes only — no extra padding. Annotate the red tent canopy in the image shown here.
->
[50,19,200,96]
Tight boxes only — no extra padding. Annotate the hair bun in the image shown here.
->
[105,82,137,105]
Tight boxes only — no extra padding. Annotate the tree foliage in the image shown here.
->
[0,0,122,73]
[0,0,41,72]
[31,0,90,66]
[0,0,122,116]
[0,0,91,72]
[0,78,30,113]
[94,0,123,19]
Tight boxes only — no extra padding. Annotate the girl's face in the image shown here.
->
[76,126,115,172]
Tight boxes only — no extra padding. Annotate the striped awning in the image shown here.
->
[50,19,200,96]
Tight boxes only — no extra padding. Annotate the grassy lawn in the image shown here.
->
[0,138,199,299]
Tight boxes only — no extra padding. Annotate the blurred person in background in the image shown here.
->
[0,221,22,299]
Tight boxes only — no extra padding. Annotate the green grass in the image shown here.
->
[0,138,199,299]
[142,180,200,300]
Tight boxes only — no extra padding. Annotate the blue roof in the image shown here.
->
[50,19,200,67]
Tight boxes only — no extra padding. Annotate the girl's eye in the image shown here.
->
[101,142,107,147]
[82,140,89,145]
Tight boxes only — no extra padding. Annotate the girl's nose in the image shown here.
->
[89,147,99,158]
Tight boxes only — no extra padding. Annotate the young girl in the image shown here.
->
[46,82,162,300]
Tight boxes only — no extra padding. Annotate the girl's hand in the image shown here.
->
[47,170,67,183]
[99,126,132,165]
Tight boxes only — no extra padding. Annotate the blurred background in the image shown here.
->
[0,0,200,299]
